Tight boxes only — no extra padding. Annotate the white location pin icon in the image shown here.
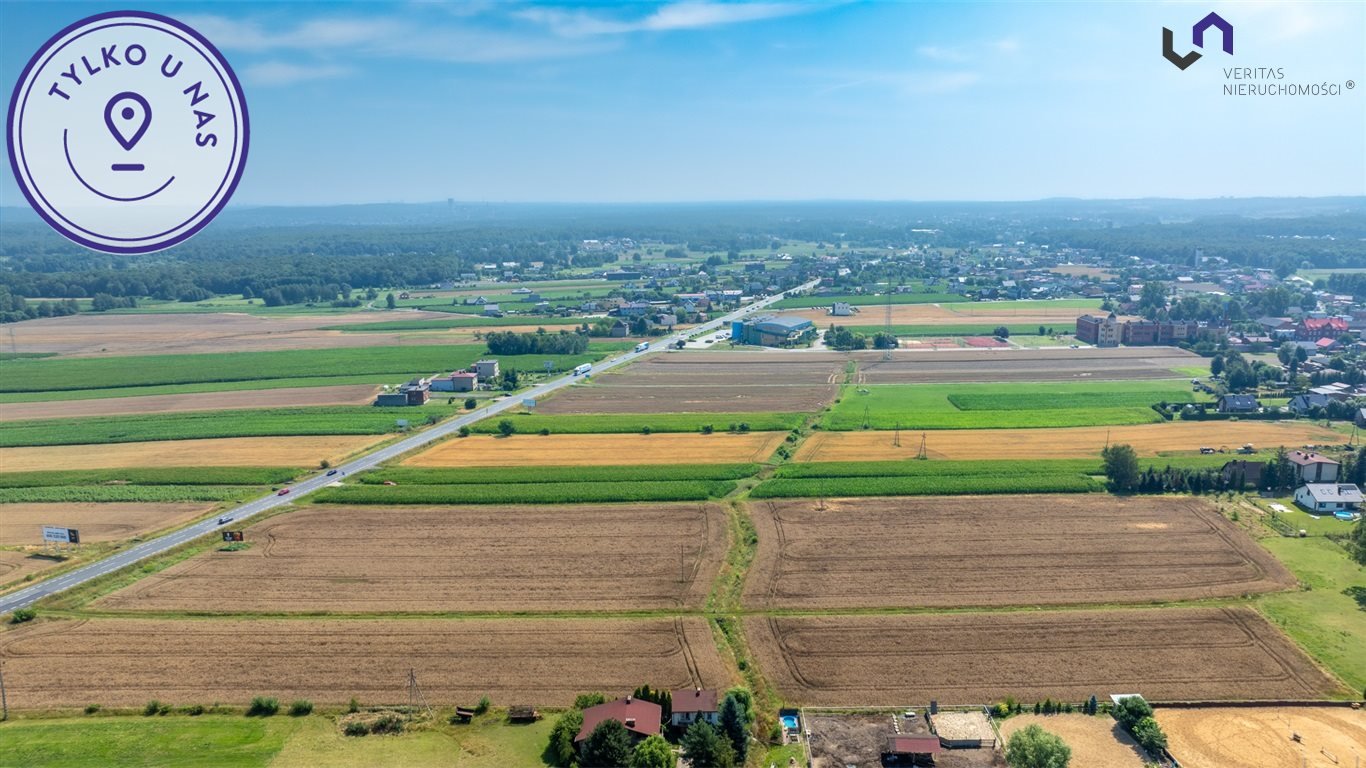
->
[104,92,151,171]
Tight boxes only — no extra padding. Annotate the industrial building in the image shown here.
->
[731,314,815,347]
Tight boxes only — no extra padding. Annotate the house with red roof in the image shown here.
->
[670,688,719,727]
[576,697,662,750]
[1297,317,1348,340]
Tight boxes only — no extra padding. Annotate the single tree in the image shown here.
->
[497,419,516,437]
[581,719,633,768]
[630,734,677,768]
[718,693,750,764]
[1005,724,1072,768]
[385,292,397,309]
[547,709,583,767]
[1101,444,1140,492]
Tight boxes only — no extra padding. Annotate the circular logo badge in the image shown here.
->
[7,11,248,254]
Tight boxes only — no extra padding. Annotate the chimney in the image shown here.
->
[625,696,632,704]
[625,718,636,728]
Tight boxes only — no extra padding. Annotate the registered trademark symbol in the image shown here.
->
[1348,80,1356,89]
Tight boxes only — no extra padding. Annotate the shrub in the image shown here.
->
[343,720,370,737]
[1130,716,1168,756]
[369,713,405,734]
[10,608,36,623]
[348,697,360,713]
[474,695,491,715]
[320,459,331,469]
[548,709,584,766]
[464,398,477,410]
[289,699,313,716]
[539,428,551,436]
[247,696,280,717]
[573,692,607,710]
[497,419,516,437]
[701,424,714,434]
[183,704,205,716]
[84,704,101,715]
[143,700,169,716]
[458,426,471,437]
[642,426,652,435]
[1005,723,1071,768]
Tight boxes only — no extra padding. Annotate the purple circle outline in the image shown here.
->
[18,21,240,243]
[7,10,249,255]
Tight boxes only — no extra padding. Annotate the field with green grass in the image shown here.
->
[322,316,589,332]
[360,463,758,485]
[315,479,737,504]
[772,291,962,309]
[0,406,461,447]
[1,345,622,394]
[1256,535,1366,693]
[0,468,301,487]
[0,486,267,503]
[822,380,1200,430]
[469,411,804,435]
[753,460,1104,497]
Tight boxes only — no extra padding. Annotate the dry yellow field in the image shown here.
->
[0,550,62,588]
[0,384,379,421]
[405,432,787,467]
[0,435,386,471]
[999,715,1147,768]
[790,302,1097,327]
[0,503,215,546]
[1158,707,1366,768]
[794,421,1343,461]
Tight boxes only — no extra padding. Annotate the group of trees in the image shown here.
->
[823,324,896,351]
[484,330,589,356]
[1210,350,1276,391]
[548,687,752,768]
[0,285,82,323]
[1112,697,1168,758]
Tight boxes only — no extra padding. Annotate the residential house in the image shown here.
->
[1216,394,1260,414]
[1288,451,1340,484]
[1288,393,1331,415]
[669,688,719,727]
[830,302,857,317]
[653,313,677,329]
[474,359,500,380]
[1294,483,1363,515]
[1297,317,1349,340]
[431,371,477,392]
[1220,460,1264,490]
[482,304,502,317]
[575,697,662,752]
[609,320,629,338]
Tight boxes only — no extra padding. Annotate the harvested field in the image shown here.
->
[3,311,459,357]
[0,435,386,472]
[0,550,64,587]
[0,384,378,421]
[744,496,1294,610]
[0,617,732,709]
[850,347,1200,383]
[0,503,214,546]
[998,715,1146,768]
[793,421,1342,462]
[96,503,727,613]
[745,607,1344,706]
[405,432,787,467]
[1158,706,1366,768]
[537,352,841,414]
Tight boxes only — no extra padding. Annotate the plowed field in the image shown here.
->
[745,607,1343,706]
[96,503,726,613]
[404,432,786,467]
[793,421,1341,461]
[0,503,214,546]
[744,496,1294,610]
[0,385,378,421]
[0,616,731,708]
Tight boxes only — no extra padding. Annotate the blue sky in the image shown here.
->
[3,1,1363,205]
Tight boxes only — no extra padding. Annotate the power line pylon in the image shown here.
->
[406,668,433,719]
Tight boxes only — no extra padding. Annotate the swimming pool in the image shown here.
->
[780,715,799,730]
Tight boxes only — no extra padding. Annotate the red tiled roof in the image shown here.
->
[1303,317,1348,331]
[576,698,662,742]
[887,736,942,754]
[670,688,719,714]
[1289,450,1339,466]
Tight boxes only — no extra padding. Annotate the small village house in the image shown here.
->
[1294,484,1363,515]
[1216,394,1259,414]
[1288,450,1340,484]
[669,688,719,727]
[575,697,662,753]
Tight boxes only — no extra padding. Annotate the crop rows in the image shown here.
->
[0,467,301,487]
[948,390,1197,411]
[469,412,804,434]
[0,406,459,447]
[750,473,1102,498]
[314,479,737,504]
[361,463,759,485]
[771,291,965,309]
[0,486,262,503]
[326,316,588,332]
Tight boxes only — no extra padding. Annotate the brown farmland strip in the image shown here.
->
[1157,707,1366,768]
[0,503,214,547]
[404,432,786,467]
[793,421,1342,462]
[850,347,1201,383]
[0,435,386,472]
[0,384,379,421]
[744,496,1294,610]
[745,607,1345,706]
[0,617,733,709]
[96,503,728,613]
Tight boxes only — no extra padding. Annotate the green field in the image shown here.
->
[315,479,737,504]
[0,406,462,447]
[822,381,1200,430]
[323,316,590,332]
[0,468,301,487]
[1256,535,1366,693]
[360,464,758,485]
[469,411,804,435]
[753,460,1104,498]
[772,291,962,309]
[0,375,392,404]
[0,712,556,768]
[0,486,264,503]
[0,345,622,394]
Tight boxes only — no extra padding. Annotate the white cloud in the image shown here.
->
[518,2,813,37]
[244,61,351,86]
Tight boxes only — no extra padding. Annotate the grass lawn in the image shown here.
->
[1249,496,1363,537]
[0,713,558,768]
[822,380,1200,430]
[1256,536,1366,695]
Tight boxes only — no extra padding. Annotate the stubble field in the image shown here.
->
[1157,706,1366,768]
[0,503,215,546]
[0,435,386,471]
[998,715,1146,768]
[0,616,732,708]
[404,432,787,466]
[743,496,1294,610]
[793,421,1342,461]
[0,385,379,421]
[745,607,1344,706]
[537,352,841,414]
[849,347,1201,383]
[96,503,727,613]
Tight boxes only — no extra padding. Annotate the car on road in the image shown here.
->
[217,517,233,525]
[277,488,291,496]
[326,469,338,476]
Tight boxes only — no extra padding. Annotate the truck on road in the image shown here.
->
[573,363,592,376]
[634,342,650,353]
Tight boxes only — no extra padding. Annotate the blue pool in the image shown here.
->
[780,715,799,730]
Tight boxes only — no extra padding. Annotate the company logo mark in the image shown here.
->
[7,11,248,254]
[1162,12,1233,71]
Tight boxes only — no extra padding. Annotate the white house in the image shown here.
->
[1287,451,1340,484]
[1294,483,1363,515]
[669,688,719,727]
[830,302,857,317]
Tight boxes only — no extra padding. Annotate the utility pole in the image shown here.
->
[1,659,8,721]
[406,668,433,719]
[893,422,901,448]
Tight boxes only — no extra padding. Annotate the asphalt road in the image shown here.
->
[0,280,818,615]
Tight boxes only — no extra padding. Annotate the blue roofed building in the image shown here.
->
[731,314,815,347]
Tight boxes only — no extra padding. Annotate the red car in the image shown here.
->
[277,488,291,496]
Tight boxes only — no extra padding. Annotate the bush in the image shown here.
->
[10,608,36,623]
[1130,716,1168,756]
[548,709,584,766]
[574,692,607,710]
[343,720,370,737]
[143,700,170,716]
[458,425,471,437]
[474,695,491,715]
[369,713,405,734]
[84,704,101,715]
[539,428,551,436]
[498,419,516,437]
[1005,723,1071,768]
[182,704,205,716]
[348,697,360,713]
[289,700,313,717]
[247,696,280,717]
[464,398,477,410]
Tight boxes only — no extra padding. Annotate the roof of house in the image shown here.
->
[1302,317,1349,332]
[1298,483,1363,504]
[886,736,943,755]
[449,371,477,379]
[1288,450,1340,467]
[1219,394,1259,408]
[670,688,719,714]
[575,698,662,743]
